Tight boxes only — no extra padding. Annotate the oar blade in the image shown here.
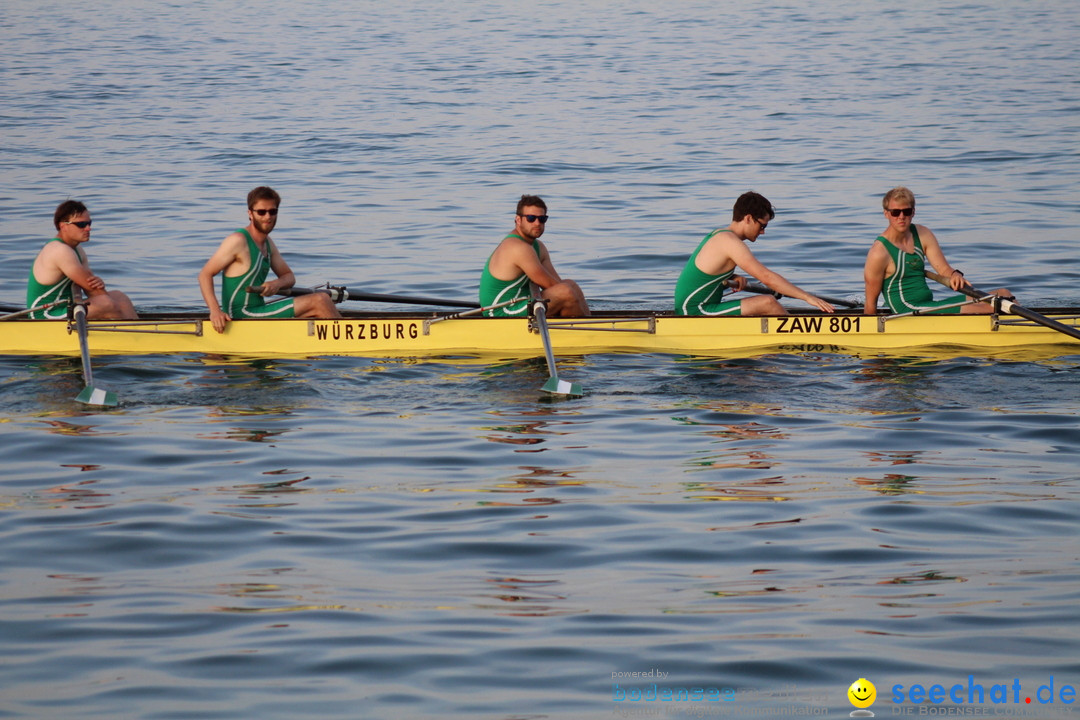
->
[531,300,583,397]
[76,385,118,407]
[71,303,118,407]
[541,376,583,397]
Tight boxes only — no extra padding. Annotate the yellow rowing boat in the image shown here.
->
[3,309,1080,359]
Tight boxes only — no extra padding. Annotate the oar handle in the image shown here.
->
[926,271,1080,342]
[247,285,334,299]
[727,279,860,309]
[925,271,1013,308]
[728,279,781,298]
[924,271,986,301]
[247,286,480,309]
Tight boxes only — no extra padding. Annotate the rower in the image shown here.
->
[27,200,139,320]
[478,194,590,318]
[863,186,1013,315]
[198,186,341,334]
[674,191,835,316]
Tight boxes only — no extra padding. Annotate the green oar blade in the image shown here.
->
[532,300,583,397]
[76,385,118,407]
[541,376,583,397]
[71,303,118,407]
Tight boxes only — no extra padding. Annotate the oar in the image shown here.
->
[532,300,583,397]
[72,303,118,407]
[926,271,1080,342]
[726,279,860,309]
[250,285,479,309]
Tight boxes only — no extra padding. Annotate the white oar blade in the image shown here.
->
[542,376,583,397]
[76,385,118,407]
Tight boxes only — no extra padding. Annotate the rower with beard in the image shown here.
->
[478,194,590,317]
[199,186,340,334]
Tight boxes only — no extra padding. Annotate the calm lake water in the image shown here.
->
[2,1,1080,718]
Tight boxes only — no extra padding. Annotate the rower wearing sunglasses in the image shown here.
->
[863,186,1012,315]
[674,191,835,316]
[26,200,139,320]
[478,194,590,317]
[199,186,340,334]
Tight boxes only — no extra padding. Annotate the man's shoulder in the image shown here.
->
[704,229,747,255]
[38,238,78,260]
[865,239,890,264]
[496,234,536,255]
[489,234,540,274]
[220,228,255,250]
[39,237,69,250]
[911,223,939,243]
[705,228,739,243]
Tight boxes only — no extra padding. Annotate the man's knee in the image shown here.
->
[87,299,115,319]
[298,292,339,318]
[742,295,786,316]
[544,283,588,317]
[89,302,133,320]
[316,294,339,315]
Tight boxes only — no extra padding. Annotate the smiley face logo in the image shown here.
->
[848,678,876,709]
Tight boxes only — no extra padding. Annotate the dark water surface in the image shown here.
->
[2,2,1080,718]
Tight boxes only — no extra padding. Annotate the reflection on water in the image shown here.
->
[853,473,923,497]
[39,479,112,510]
[478,576,573,617]
[197,425,289,443]
[231,474,312,493]
[864,451,924,465]
[881,571,966,586]
[684,479,791,504]
[39,420,105,436]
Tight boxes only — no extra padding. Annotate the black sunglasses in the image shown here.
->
[519,214,548,223]
[887,207,914,217]
[65,220,92,228]
[253,208,279,217]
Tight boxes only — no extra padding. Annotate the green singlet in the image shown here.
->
[220,229,295,319]
[26,238,78,320]
[673,230,742,316]
[877,226,964,314]
[478,234,539,318]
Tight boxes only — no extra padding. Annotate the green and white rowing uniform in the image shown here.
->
[221,229,295,319]
[26,238,78,319]
[877,226,964,314]
[478,234,538,318]
[674,230,742,316]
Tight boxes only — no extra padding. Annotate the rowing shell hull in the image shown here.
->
[2,310,1080,359]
